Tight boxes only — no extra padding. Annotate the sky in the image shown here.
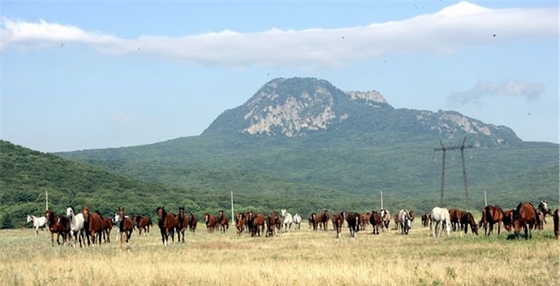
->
[1,0,558,153]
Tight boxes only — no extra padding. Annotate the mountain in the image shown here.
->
[50,77,558,219]
[202,77,521,147]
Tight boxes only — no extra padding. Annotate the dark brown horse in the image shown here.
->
[369,211,381,235]
[359,213,368,231]
[45,210,70,246]
[81,207,104,245]
[176,207,188,242]
[479,205,510,236]
[460,212,478,236]
[117,207,134,250]
[187,213,198,232]
[134,215,152,236]
[235,213,246,235]
[156,206,177,246]
[421,212,431,227]
[345,212,360,238]
[266,212,280,237]
[513,202,539,239]
[553,208,559,239]
[217,210,229,233]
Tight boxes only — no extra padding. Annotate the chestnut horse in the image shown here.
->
[156,206,177,246]
[421,212,431,227]
[265,212,279,237]
[448,208,465,232]
[204,213,218,233]
[134,215,152,236]
[116,207,134,250]
[45,210,70,246]
[81,207,104,246]
[513,202,539,239]
[248,212,265,237]
[235,212,246,235]
[479,205,510,236]
[187,213,198,232]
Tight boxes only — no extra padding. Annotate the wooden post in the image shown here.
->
[230,191,235,227]
[380,190,384,210]
[45,191,48,210]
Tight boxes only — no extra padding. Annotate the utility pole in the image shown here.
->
[45,191,48,210]
[434,137,473,207]
[484,190,488,206]
[380,190,384,210]
[230,191,235,227]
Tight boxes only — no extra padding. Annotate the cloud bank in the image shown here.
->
[447,80,545,106]
[1,2,556,68]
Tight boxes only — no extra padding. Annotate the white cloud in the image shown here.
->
[447,80,545,106]
[1,2,556,68]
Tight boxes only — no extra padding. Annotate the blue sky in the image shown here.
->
[1,1,558,152]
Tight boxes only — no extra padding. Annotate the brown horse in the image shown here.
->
[421,212,431,227]
[266,212,280,237]
[369,211,381,235]
[359,213,369,231]
[156,206,177,246]
[308,214,315,230]
[248,212,265,237]
[116,207,134,250]
[176,207,188,242]
[235,213,246,235]
[331,212,345,238]
[134,215,152,235]
[101,216,113,243]
[553,208,559,239]
[394,214,400,231]
[217,210,229,233]
[345,212,360,238]
[479,205,510,236]
[45,210,70,246]
[187,213,198,232]
[312,210,329,231]
[204,213,218,233]
[81,207,104,245]
[449,208,465,232]
[460,212,478,236]
[513,202,539,239]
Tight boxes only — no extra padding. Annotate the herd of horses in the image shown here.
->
[25,200,559,249]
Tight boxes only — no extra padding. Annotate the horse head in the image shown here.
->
[66,206,74,218]
[26,214,32,223]
[81,207,90,222]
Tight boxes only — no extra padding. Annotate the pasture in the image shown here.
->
[1,220,558,286]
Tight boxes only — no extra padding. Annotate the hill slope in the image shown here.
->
[56,77,559,214]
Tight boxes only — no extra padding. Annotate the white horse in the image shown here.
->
[398,209,412,235]
[293,213,302,229]
[431,207,451,237]
[66,207,87,247]
[26,214,47,235]
[281,209,293,232]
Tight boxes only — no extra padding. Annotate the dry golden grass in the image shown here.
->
[1,221,558,286]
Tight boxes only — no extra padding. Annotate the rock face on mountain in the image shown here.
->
[202,77,521,146]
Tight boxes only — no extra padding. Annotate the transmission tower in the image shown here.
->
[434,137,473,207]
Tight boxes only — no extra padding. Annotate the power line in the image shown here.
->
[434,137,473,207]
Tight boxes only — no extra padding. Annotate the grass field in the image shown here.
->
[1,220,558,286]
